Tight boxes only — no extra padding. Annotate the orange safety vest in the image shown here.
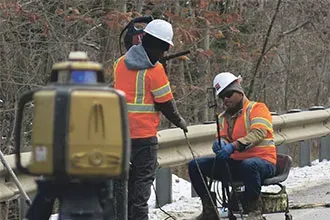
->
[113,56,173,139]
[218,100,277,165]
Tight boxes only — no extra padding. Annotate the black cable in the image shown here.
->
[183,131,222,220]
[152,182,177,220]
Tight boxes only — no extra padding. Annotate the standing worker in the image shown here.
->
[188,72,277,220]
[113,19,188,220]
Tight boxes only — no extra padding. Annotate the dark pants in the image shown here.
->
[25,180,112,220]
[128,144,158,220]
[25,180,55,220]
[188,156,276,200]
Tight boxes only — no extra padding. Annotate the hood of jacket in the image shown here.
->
[124,44,156,70]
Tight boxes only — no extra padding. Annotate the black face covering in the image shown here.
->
[142,33,169,64]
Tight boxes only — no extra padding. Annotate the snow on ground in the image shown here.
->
[50,159,330,220]
[148,159,330,219]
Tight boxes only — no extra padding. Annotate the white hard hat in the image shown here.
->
[213,72,240,96]
[144,19,174,46]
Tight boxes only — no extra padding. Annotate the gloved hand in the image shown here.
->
[212,140,227,154]
[178,117,188,133]
[216,143,235,160]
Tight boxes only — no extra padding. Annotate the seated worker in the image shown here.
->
[188,72,277,220]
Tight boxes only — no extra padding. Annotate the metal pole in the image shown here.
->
[319,136,330,161]
[299,140,311,167]
[156,168,172,207]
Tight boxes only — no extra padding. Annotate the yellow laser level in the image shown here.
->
[15,51,130,180]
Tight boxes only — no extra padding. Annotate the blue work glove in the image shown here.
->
[212,140,227,154]
[216,143,235,160]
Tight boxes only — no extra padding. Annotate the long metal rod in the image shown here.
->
[0,150,31,206]
[208,87,244,219]
[184,132,222,220]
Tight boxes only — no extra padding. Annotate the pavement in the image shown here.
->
[177,182,330,220]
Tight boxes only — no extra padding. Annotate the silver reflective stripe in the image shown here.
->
[135,70,147,104]
[251,117,273,130]
[152,82,171,98]
[127,104,156,113]
[245,101,256,132]
[218,115,224,130]
[256,139,275,147]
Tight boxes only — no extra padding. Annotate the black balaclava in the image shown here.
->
[142,33,170,65]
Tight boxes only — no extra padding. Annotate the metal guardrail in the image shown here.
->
[157,108,330,167]
[1,108,330,203]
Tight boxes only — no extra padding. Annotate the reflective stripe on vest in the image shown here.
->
[244,101,275,148]
[113,56,125,83]
[135,70,147,104]
[152,82,171,98]
[127,103,155,112]
[251,117,273,131]
[244,101,256,132]
[219,114,225,130]
[128,69,157,113]
[257,138,275,147]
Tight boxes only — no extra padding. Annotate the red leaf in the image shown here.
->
[29,14,37,23]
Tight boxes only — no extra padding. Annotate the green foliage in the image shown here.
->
[211,38,227,50]
[237,23,251,34]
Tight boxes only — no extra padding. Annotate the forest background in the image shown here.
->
[1,0,330,156]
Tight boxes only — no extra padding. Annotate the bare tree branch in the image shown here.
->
[247,0,282,98]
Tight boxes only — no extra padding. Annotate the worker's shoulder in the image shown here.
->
[251,101,269,108]
[249,101,271,114]
[114,55,125,64]
[146,62,166,76]
[151,62,165,71]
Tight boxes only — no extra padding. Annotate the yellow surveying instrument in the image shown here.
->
[15,51,130,220]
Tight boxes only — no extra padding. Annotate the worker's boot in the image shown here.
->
[245,196,265,220]
[228,190,248,215]
[196,191,219,220]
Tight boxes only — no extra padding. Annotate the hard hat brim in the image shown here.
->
[143,30,174,46]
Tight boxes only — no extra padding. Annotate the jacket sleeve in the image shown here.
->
[154,99,182,127]
[236,102,273,151]
[236,128,267,151]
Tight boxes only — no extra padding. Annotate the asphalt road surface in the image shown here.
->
[266,182,330,220]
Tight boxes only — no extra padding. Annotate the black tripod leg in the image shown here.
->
[113,180,128,220]
[25,190,56,220]
[100,180,117,220]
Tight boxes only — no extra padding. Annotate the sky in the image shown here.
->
[50,159,330,220]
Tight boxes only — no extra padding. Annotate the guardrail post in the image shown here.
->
[155,168,172,207]
[319,135,330,161]
[276,144,289,155]
[299,140,311,167]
